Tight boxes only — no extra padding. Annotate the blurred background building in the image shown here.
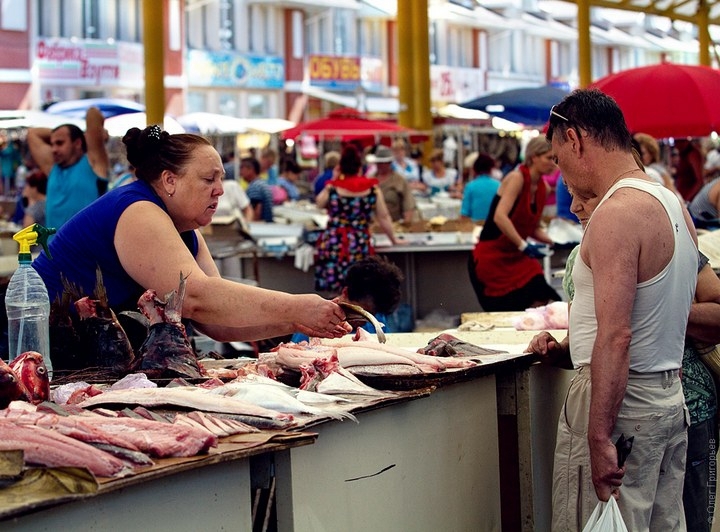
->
[0,0,716,121]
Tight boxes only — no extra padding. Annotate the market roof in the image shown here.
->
[574,0,720,26]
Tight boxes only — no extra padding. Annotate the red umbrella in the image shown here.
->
[281,107,416,145]
[590,63,720,138]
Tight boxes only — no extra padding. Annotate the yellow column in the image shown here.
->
[397,0,433,160]
[697,0,711,66]
[143,0,165,127]
[397,0,414,127]
[576,0,592,88]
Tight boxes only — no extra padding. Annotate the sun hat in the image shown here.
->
[366,145,393,164]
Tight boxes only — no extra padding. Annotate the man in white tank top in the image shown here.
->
[536,89,699,531]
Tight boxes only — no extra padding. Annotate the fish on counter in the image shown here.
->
[296,353,388,396]
[9,351,50,404]
[49,279,83,371]
[420,333,506,359]
[133,274,205,380]
[0,419,129,477]
[74,268,135,374]
[206,380,357,422]
[2,402,217,459]
[0,358,27,409]
[77,386,295,428]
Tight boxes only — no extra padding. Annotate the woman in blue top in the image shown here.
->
[33,125,351,359]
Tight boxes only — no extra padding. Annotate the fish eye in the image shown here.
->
[37,366,46,375]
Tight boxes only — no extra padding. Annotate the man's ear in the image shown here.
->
[565,127,582,154]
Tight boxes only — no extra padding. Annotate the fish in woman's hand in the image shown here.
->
[9,351,50,404]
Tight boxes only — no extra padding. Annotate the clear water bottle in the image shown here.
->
[5,225,55,378]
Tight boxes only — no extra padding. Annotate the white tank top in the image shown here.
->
[569,178,697,372]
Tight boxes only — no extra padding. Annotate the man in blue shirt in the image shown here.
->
[240,156,274,222]
[27,106,109,229]
[460,153,500,223]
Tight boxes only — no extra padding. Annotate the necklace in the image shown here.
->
[612,167,643,185]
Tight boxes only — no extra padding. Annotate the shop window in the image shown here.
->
[248,93,268,119]
[187,91,208,114]
[219,93,238,117]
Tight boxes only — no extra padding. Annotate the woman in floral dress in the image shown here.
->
[314,145,397,293]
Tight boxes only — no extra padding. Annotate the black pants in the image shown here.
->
[683,416,719,532]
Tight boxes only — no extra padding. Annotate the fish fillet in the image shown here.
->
[0,420,127,477]
[78,387,294,422]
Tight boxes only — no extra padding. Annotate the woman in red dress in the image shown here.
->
[314,145,397,294]
[469,136,561,311]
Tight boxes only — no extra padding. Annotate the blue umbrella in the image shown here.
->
[459,86,569,126]
[44,98,145,119]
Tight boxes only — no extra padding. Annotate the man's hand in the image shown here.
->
[589,437,625,501]
[526,331,573,368]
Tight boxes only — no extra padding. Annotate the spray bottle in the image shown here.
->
[5,224,55,377]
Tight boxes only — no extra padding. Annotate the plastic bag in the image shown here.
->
[582,497,628,532]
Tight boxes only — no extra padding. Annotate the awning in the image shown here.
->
[300,86,400,114]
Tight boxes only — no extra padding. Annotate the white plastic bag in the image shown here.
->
[581,497,628,532]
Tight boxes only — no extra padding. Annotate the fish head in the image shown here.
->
[9,351,50,404]
[0,358,25,407]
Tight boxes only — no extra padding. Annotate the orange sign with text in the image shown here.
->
[309,55,360,89]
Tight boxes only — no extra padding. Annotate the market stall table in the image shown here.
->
[2,432,317,531]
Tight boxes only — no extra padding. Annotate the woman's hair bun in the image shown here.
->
[123,125,168,169]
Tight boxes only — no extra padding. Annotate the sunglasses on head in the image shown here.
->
[549,105,569,124]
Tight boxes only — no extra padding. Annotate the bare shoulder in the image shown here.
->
[497,169,522,193]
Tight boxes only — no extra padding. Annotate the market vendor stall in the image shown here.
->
[0,323,572,532]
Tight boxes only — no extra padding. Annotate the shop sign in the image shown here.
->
[186,50,284,89]
[35,38,141,86]
[308,55,360,90]
[430,65,484,103]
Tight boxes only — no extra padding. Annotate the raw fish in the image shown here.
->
[9,351,50,404]
[77,387,295,425]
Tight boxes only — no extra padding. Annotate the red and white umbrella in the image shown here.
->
[591,62,720,138]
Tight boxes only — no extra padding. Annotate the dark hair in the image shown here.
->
[240,157,261,175]
[122,126,212,184]
[339,145,363,176]
[25,170,48,195]
[473,153,496,175]
[283,158,302,174]
[546,88,632,153]
[345,256,404,315]
[53,124,87,152]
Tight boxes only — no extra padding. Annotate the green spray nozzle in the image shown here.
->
[13,224,56,262]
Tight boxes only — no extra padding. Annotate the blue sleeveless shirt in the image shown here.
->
[46,154,103,229]
[33,180,199,312]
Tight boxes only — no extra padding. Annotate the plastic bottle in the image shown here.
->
[5,224,56,378]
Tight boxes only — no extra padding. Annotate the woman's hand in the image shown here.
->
[291,295,351,338]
